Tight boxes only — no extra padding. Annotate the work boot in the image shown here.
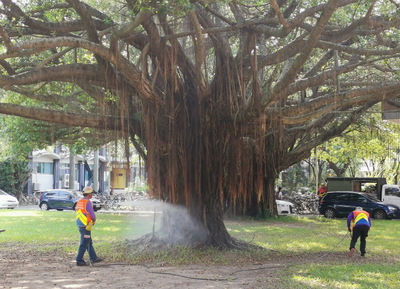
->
[348,248,356,257]
[76,261,88,266]
[91,258,104,263]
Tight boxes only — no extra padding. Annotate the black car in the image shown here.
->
[39,189,102,211]
[318,191,400,219]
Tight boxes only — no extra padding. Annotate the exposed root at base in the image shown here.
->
[120,231,263,255]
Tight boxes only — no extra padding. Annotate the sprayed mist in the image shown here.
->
[124,199,209,246]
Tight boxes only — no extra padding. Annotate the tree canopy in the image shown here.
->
[0,0,399,248]
[316,112,400,181]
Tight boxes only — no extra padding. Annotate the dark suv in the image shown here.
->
[319,191,400,219]
[39,189,101,211]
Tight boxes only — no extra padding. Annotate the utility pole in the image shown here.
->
[93,150,99,191]
[69,147,75,190]
[315,146,319,191]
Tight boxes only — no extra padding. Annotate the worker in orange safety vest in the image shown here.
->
[75,186,103,266]
[347,207,371,257]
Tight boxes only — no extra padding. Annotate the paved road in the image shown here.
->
[14,204,160,215]
[16,205,39,210]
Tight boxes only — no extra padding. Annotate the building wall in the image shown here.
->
[31,155,57,192]
[29,147,109,194]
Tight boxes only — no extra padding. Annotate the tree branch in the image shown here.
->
[271,84,400,125]
[264,0,339,106]
[0,103,122,130]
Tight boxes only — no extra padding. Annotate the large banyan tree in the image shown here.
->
[0,0,399,247]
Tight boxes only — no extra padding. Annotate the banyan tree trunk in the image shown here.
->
[265,175,278,217]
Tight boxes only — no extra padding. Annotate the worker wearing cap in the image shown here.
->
[75,186,103,266]
[347,206,371,257]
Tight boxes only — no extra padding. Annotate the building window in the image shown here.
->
[34,162,53,174]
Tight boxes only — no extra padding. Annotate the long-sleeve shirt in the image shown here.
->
[85,199,96,222]
[347,210,371,229]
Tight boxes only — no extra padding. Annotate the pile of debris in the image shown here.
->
[285,192,320,215]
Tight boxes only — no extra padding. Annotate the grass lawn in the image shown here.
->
[1,209,399,288]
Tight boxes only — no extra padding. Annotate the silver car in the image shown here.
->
[276,199,295,215]
[0,189,19,209]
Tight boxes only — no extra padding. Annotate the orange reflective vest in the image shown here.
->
[318,187,327,198]
[351,210,370,229]
[76,199,92,227]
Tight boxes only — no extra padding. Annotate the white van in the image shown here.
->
[381,184,400,208]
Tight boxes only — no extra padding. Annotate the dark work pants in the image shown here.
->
[76,226,98,263]
[349,225,370,255]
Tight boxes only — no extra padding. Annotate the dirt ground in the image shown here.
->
[0,244,352,289]
[0,256,282,289]
[0,207,352,289]
[0,251,283,289]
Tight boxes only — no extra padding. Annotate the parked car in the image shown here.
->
[39,189,102,211]
[0,189,19,209]
[276,199,296,215]
[319,191,400,219]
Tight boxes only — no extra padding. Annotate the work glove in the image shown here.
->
[86,220,94,231]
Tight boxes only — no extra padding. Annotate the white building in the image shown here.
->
[28,145,109,194]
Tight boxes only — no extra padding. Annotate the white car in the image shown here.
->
[0,189,19,209]
[276,199,295,215]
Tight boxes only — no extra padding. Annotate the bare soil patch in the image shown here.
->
[1,243,352,289]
